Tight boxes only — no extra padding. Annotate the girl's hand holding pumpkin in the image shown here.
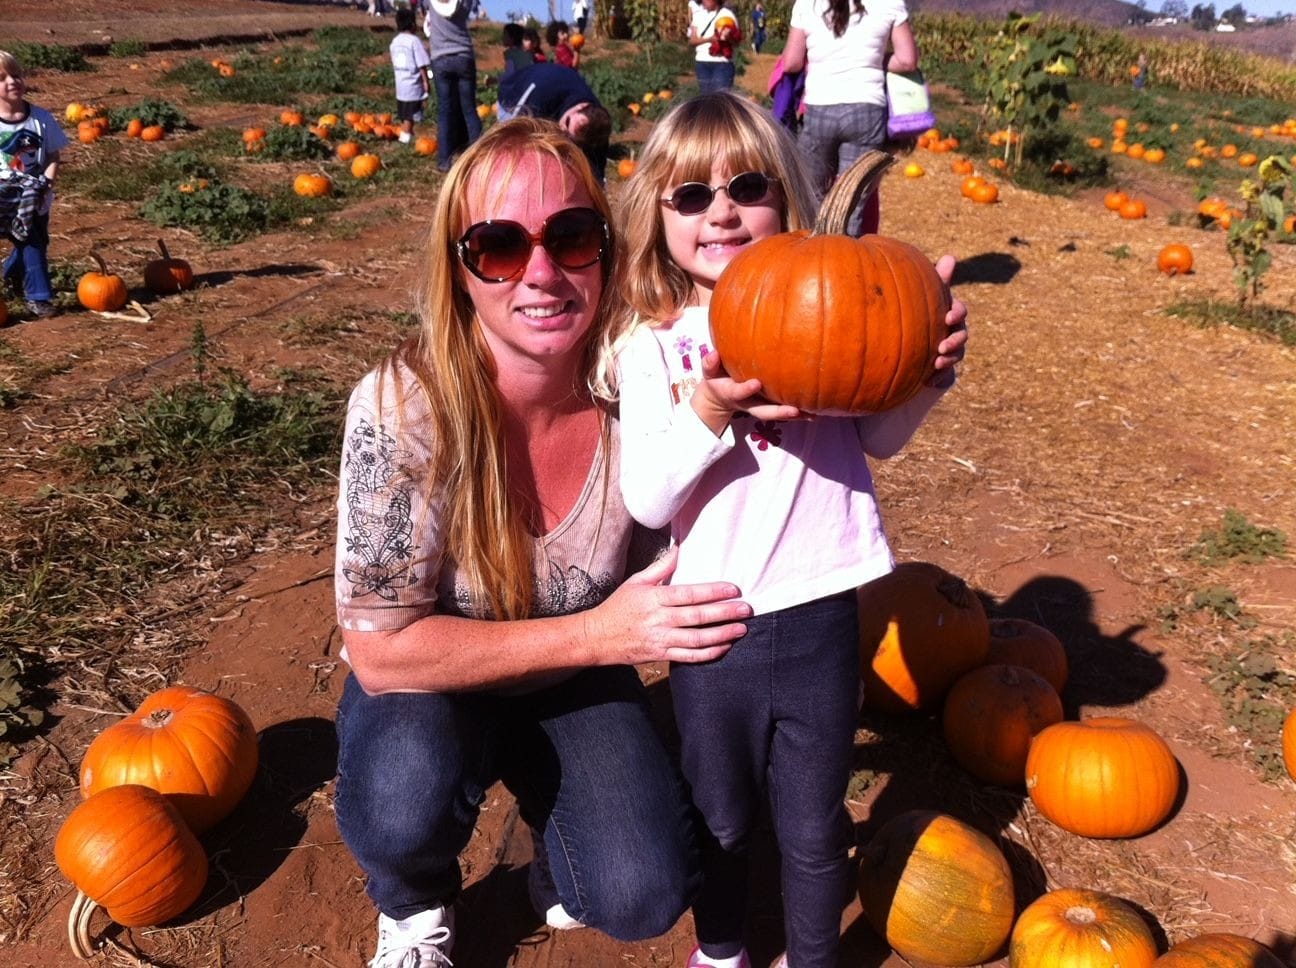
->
[929,254,967,387]
[691,350,806,436]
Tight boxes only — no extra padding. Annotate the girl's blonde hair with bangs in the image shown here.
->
[0,51,25,78]
[616,91,817,327]
[381,116,623,621]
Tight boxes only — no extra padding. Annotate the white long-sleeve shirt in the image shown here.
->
[617,306,949,616]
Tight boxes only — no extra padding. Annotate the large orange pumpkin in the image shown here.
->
[350,153,383,179]
[1010,888,1158,968]
[140,124,167,142]
[1026,717,1180,838]
[79,685,259,833]
[1283,708,1295,781]
[77,252,129,312]
[1156,244,1194,276]
[986,618,1068,693]
[293,172,333,198]
[710,151,950,416]
[943,664,1064,787]
[1153,932,1286,967]
[858,810,1015,967]
[143,239,194,295]
[55,785,208,955]
[858,562,990,713]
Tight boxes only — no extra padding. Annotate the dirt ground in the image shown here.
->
[3,3,1296,967]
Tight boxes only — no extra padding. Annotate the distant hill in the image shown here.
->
[910,0,1296,63]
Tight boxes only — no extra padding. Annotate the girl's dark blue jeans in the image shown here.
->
[431,53,482,169]
[671,590,860,968]
[695,60,736,95]
[3,212,53,302]
[334,664,699,938]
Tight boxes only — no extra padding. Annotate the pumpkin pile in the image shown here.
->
[55,686,258,958]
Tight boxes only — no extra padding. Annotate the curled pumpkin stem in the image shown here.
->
[68,891,98,959]
[813,150,896,236]
[89,250,109,276]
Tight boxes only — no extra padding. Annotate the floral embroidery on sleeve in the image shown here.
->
[341,418,420,601]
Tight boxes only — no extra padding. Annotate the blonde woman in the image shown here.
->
[333,117,753,967]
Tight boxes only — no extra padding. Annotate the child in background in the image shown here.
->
[501,22,532,76]
[546,20,581,69]
[1,50,68,320]
[523,26,547,62]
[388,7,431,144]
[607,92,967,968]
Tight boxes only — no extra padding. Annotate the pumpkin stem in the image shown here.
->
[1064,904,1098,925]
[157,239,171,261]
[143,708,175,729]
[89,251,108,276]
[812,150,896,237]
[68,890,99,959]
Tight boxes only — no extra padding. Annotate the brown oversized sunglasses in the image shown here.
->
[456,207,609,283]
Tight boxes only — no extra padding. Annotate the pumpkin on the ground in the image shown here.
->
[336,140,361,162]
[709,151,950,416]
[350,153,382,179]
[414,136,438,156]
[143,240,194,295]
[1104,190,1129,211]
[293,172,333,198]
[1153,932,1285,967]
[55,785,208,956]
[1026,716,1180,838]
[79,685,258,833]
[77,252,129,312]
[858,810,1015,967]
[1119,198,1148,219]
[1283,708,1295,781]
[858,561,990,712]
[987,618,1068,693]
[140,124,166,142]
[1157,244,1194,276]
[943,664,1063,787]
[1010,888,1158,968]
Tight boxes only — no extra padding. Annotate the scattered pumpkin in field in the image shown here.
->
[658,89,673,100]
[1154,933,1286,967]
[1086,136,1104,149]
[219,63,236,78]
[1143,147,1166,164]
[350,153,383,179]
[335,140,361,161]
[143,240,194,295]
[1283,708,1296,780]
[903,162,924,178]
[858,560,989,712]
[569,32,586,49]
[1237,151,1258,167]
[1185,157,1205,169]
[280,108,304,126]
[987,618,1068,693]
[1221,143,1238,158]
[1010,888,1158,968]
[1284,214,1296,236]
[951,157,975,175]
[79,685,259,833]
[55,784,208,956]
[77,123,101,144]
[960,175,986,199]
[943,664,1063,787]
[476,103,492,120]
[988,157,1008,170]
[317,113,340,128]
[1126,142,1146,160]
[65,102,88,123]
[140,124,166,142]
[77,252,129,312]
[617,157,637,179]
[710,152,949,419]
[1111,140,1129,154]
[627,101,641,116]
[1156,243,1193,276]
[970,181,1000,204]
[858,810,1015,968]
[125,118,144,138]
[293,172,333,198]
[1119,198,1148,220]
[414,135,438,156]
[242,127,267,143]
[642,92,656,104]
[1025,716,1180,838]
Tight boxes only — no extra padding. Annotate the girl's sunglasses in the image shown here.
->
[456,207,609,283]
[660,171,779,216]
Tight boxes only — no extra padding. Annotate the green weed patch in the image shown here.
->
[1165,298,1296,345]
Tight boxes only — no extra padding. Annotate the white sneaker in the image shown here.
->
[527,840,585,930]
[398,131,412,144]
[370,907,454,967]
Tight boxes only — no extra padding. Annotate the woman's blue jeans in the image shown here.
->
[3,212,53,302]
[695,60,736,95]
[431,53,482,169]
[334,665,699,938]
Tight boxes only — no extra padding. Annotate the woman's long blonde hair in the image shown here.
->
[615,91,817,329]
[381,117,623,621]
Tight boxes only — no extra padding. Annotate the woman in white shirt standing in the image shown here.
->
[689,0,742,94]
[782,0,917,232]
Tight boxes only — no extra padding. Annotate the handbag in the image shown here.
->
[885,69,936,138]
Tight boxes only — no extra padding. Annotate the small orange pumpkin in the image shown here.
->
[617,157,637,179]
[350,153,383,179]
[55,785,208,955]
[79,685,259,833]
[1282,708,1295,781]
[140,124,167,142]
[570,32,586,49]
[951,157,975,175]
[1119,198,1148,220]
[1282,213,1295,235]
[77,252,129,312]
[1026,717,1180,838]
[335,140,362,162]
[143,240,194,295]
[1156,244,1194,276]
[219,63,236,78]
[280,108,304,126]
[242,126,267,143]
[1154,932,1286,967]
[1104,190,1130,211]
[971,181,1000,204]
[858,810,1014,967]
[1010,888,1158,968]
[987,618,1068,693]
[77,122,102,144]
[858,561,990,713]
[943,664,1063,787]
[710,152,950,417]
[414,135,438,156]
[960,175,986,198]
[293,172,333,198]
[125,118,144,138]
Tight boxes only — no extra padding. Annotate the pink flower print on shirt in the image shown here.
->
[749,419,783,450]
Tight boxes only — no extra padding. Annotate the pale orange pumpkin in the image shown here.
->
[55,785,208,956]
[710,152,949,416]
[350,153,383,179]
[1026,717,1180,838]
[77,252,129,312]
[293,172,333,197]
[943,664,1063,787]
[1153,932,1286,967]
[143,239,194,295]
[858,810,1015,967]
[1010,888,1158,968]
[1156,244,1194,276]
[858,561,990,713]
[987,618,1068,693]
[79,685,259,833]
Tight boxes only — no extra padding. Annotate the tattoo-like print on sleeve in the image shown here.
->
[342,418,419,602]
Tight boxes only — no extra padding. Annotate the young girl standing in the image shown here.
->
[608,92,967,968]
